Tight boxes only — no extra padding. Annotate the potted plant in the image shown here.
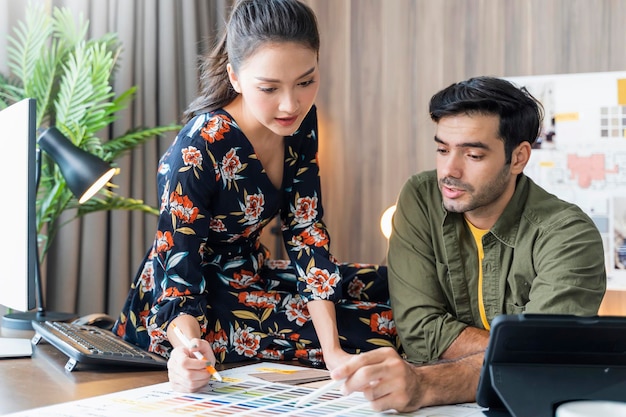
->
[0,4,179,260]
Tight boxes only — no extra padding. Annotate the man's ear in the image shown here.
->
[226,63,241,93]
[511,142,531,174]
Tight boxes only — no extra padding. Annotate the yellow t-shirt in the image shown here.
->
[466,219,491,330]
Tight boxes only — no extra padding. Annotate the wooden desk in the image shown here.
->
[0,340,169,415]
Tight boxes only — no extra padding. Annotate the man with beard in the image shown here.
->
[330,76,606,413]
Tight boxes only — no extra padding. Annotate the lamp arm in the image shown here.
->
[37,190,73,262]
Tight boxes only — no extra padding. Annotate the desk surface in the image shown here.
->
[0,340,170,415]
[0,337,505,417]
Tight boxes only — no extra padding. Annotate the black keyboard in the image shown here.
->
[31,321,168,372]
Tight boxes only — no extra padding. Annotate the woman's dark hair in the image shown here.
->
[183,0,320,123]
[429,76,544,164]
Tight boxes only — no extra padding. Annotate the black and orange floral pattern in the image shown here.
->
[114,106,399,363]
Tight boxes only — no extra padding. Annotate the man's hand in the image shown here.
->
[330,347,425,412]
[330,346,485,413]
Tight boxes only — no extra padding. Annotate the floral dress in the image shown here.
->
[113,106,399,363]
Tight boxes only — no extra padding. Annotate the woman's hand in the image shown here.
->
[321,346,354,371]
[167,336,217,392]
[306,299,350,371]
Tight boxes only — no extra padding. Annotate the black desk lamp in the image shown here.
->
[38,127,117,203]
[2,127,116,330]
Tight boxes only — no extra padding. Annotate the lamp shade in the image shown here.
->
[380,205,396,240]
[38,127,116,203]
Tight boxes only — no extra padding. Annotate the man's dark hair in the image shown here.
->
[429,76,544,164]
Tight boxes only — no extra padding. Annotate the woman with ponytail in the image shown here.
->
[114,0,399,393]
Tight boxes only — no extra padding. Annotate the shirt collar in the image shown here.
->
[489,174,529,247]
[440,173,529,248]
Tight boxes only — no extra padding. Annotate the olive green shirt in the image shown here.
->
[388,170,606,364]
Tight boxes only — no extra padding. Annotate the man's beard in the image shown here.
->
[439,164,511,213]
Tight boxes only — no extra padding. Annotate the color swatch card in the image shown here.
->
[5,362,488,416]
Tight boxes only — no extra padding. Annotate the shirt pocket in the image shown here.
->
[504,274,532,314]
[504,303,526,314]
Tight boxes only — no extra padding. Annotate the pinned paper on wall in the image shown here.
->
[508,71,626,289]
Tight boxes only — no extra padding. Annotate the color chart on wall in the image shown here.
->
[507,71,626,290]
[5,362,487,416]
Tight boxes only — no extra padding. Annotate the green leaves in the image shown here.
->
[0,3,180,261]
[6,4,52,93]
[76,193,160,217]
[51,6,88,47]
[103,124,182,161]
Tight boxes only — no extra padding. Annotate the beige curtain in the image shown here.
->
[0,0,233,317]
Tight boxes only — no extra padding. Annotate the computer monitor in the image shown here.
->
[0,98,37,321]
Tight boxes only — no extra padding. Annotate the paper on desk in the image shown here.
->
[249,368,331,385]
[2,362,489,417]
[0,338,32,358]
